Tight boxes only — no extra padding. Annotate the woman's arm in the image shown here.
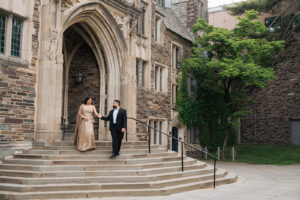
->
[93,105,99,116]
[78,104,87,121]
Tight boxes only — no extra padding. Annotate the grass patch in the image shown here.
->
[224,144,300,165]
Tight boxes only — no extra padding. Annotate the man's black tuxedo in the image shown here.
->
[101,108,127,132]
[101,108,127,156]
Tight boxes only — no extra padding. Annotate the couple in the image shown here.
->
[73,97,127,158]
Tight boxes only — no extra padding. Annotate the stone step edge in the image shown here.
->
[0,158,198,169]
[0,158,199,172]
[0,175,237,199]
[13,152,177,158]
[0,170,228,192]
[0,163,207,176]
[0,167,216,182]
[3,156,189,163]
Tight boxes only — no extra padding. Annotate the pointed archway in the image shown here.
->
[35,2,136,143]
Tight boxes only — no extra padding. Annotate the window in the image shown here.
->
[187,125,199,144]
[137,9,146,36]
[157,0,165,7]
[0,14,6,54]
[11,18,22,57]
[155,66,159,91]
[136,58,146,87]
[149,119,163,145]
[172,44,182,69]
[141,10,145,35]
[172,84,179,106]
[187,76,198,98]
[0,12,23,57]
[265,16,281,32]
[198,0,204,19]
[155,17,159,42]
[154,65,166,92]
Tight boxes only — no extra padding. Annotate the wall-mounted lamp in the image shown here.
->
[75,72,83,83]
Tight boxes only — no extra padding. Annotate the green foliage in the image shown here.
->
[177,10,284,155]
[225,0,300,16]
[225,0,300,42]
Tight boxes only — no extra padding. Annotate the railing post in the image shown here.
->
[148,125,151,154]
[213,158,216,188]
[181,140,184,172]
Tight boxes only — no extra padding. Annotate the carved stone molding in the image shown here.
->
[48,30,58,60]
[61,0,79,9]
[129,17,137,36]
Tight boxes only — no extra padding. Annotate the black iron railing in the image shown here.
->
[128,117,218,188]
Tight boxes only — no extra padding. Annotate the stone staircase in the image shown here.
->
[0,141,237,199]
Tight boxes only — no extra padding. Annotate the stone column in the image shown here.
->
[35,2,63,143]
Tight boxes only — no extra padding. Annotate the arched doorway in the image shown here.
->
[35,2,138,143]
[60,2,128,141]
[61,24,102,140]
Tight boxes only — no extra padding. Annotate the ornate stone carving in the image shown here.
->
[129,17,138,36]
[48,30,58,60]
[136,38,142,47]
[111,12,131,38]
[142,41,147,49]
[61,0,79,8]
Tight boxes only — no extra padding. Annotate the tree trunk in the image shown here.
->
[221,127,230,160]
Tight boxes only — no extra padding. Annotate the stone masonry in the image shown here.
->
[136,1,193,142]
[241,35,300,144]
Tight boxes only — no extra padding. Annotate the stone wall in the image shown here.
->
[241,36,300,144]
[0,61,36,142]
[170,0,188,28]
[0,0,40,142]
[67,43,100,128]
[187,0,208,29]
[136,1,192,141]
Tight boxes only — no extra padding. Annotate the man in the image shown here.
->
[99,100,127,158]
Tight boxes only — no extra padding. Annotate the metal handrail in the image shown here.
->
[128,117,218,188]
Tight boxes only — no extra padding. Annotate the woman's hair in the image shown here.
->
[83,97,92,105]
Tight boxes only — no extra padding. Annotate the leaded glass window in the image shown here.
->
[11,18,22,57]
[0,14,6,54]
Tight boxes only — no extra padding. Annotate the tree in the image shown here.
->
[226,0,300,45]
[226,0,300,16]
[177,10,284,159]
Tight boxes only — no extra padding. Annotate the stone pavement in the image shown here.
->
[59,162,300,200]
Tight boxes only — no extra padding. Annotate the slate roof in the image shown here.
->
[156,5,194,42]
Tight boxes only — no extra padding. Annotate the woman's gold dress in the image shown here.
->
[73,104,98,151]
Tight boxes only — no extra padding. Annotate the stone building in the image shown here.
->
[0,0,208,150]
[208,1,300,145]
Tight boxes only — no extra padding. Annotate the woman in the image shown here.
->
[73,97,100,151]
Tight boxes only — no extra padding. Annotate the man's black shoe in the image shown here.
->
[110,154,116,159]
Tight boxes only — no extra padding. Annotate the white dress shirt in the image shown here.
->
[113,108,119,124]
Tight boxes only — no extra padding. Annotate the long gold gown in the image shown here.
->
[73,104,98,151]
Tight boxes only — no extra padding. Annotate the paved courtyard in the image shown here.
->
[61,162,300,200]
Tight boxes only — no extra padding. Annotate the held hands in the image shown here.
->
[83,117,88,121]
[98,114,102,118]
[121,128,126,133]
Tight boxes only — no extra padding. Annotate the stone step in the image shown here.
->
[0,159,198,171]
[0,170,227,192]
[22,148,167,155]
[3,156,188,166]
[13,151,177,160]
[0,167,215,185]
[0,162,206,178]
[32,145,160,150]
[53,141,148,146]
[0,175,237,199]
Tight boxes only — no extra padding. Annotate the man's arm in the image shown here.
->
[101,111,111,121]
[122,109,127,130]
